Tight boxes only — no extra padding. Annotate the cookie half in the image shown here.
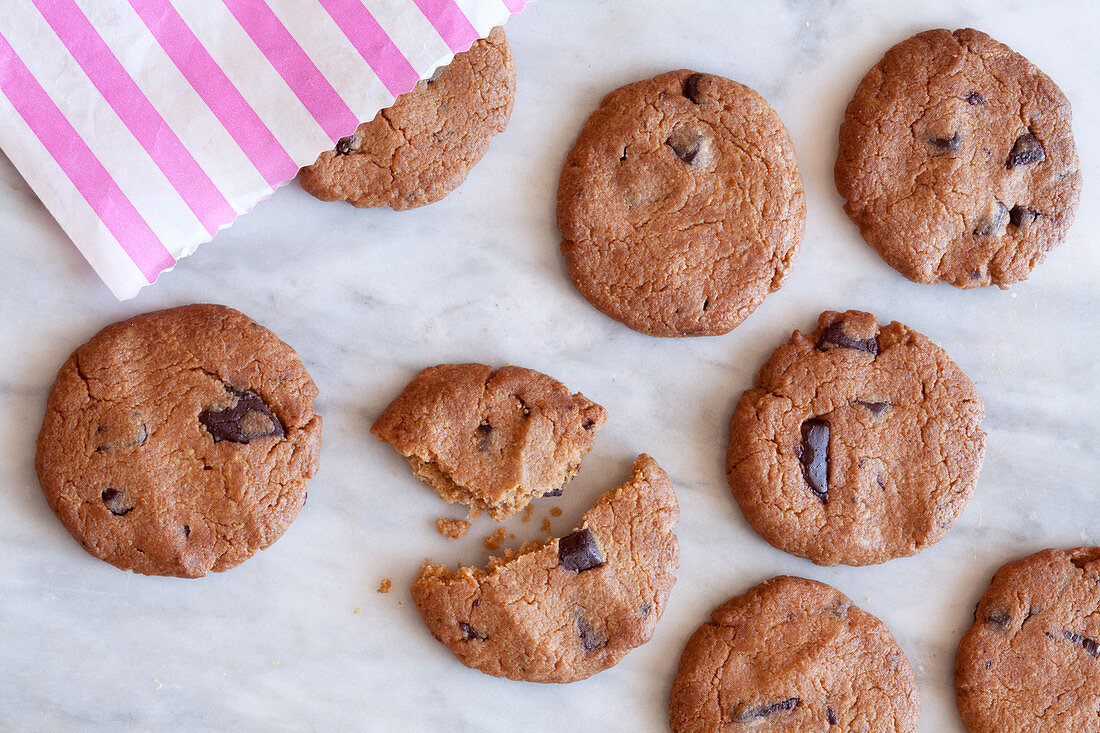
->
[299,26,515,210]
[669,576,920,731]
[371,363,607,520]
[557,69,804,337]
[35,304,322,578]
[836,28,1081,288]
[956,547,1100,733]
[726,310,985,566]
[411,453,679,683]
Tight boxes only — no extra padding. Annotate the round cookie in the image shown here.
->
[371,363,607,521]
[669,576,920,731]
[411,454,679,683]
[35,304,322,578]
[956,547,1100,733]
[299,26,515,210]
[726,310,985,566]
[835,28,1081,288]
[557,69,804,337]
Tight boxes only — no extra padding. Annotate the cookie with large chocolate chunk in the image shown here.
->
[956,547,1100,733]
[669,576,920,731]
[411,454,678,683]
[836,28,1081,288]
[726,310,985,566]
[35,305,322,577]
[371,363,607,520]
[557,69,804,337]
[299,27,515,210]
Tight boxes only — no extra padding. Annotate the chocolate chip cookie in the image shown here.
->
[835,28,1081,288]
[956,547,1100,732]
[371,363,607,521]
[726,310,985,566]
[299,26,515,210]
[669,576,920,731]
[557,69,804,337]
[411,453,679,683]
[35,304,322,578]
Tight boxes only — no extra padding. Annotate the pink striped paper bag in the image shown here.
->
[0,0,529,299]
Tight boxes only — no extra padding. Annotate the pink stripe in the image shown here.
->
[316,0,420,98]
[127,0,296,188]
[0,31,174,282]
[32,0,235,237]
[222,0,359,142]
[412,0,479,54]
[501,0,529,12]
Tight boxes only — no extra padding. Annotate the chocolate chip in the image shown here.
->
[558,528,605,573]
[827,707,838,725]
[797,419,830,502]
[542,487,564,498]
[459,622,487,641]
[853,400,890,416]
[183,525,191,537]
[475,422,492,453]
[577,613,608,651]
[1009,205,1041,228]
[987,609,1011,629]
[819,322,878,355]
[95,422,147,452]
[640,603,651,618]
[199,388,285,443]
[965,91,985,105]
[1006,132,1045,169]
[335,136,354,155]
[738,698,799,723]
[1063,630,1100,658]
[582,418,596,430]
[973,202,1008,237]
[101,488,133,516]
[683,73,705,103]
[666,130,702,164]
[929,131,961,153]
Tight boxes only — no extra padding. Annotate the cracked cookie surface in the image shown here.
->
[726,310,985,566]
[956,547,1100,733]
[35,304,322,578]
[299,26,515,210]
[669,576,919,732]
[557,69,804,337]
[835,28,1081,288]
[411,454,679,683]
[371,363,607,520]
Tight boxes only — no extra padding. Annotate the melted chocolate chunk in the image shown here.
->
[827,707,838,725]
[819,322,878,355]
[459,622,487,641]
[739,698,799,723]
[101,488,133,516]
[973,202,1008,237]
[335,136,354,155]
[987,609,1011,629]
[542,487,564,498]
[475,422,493,453]
[183,525,191,537]
[582,418,596,430]
[683,73,704,104]
[558,528,605,573]
[929,131,961,153]
[797,418,830,502]
[95,422,147,452]
[577,613,608,651]
[1063,630,1100,658]
[666,130,702,164]
[853,400,890,416]
[1009,205,1041,228]
[199,388,285,443]
[1006,132,1045,169]
[965,91,985,105]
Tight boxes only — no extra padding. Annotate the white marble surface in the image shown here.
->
[2,1,1099,730]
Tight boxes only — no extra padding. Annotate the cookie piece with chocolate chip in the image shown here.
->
[836,28,1081,288]
[726,310,985,566]
[371,363,607,520]
[669,576,920,731]
[411,454,679,683]
[299,27,515,210]
[956,547,1100,733]
[35,305,322,577]
[557,69,804,337]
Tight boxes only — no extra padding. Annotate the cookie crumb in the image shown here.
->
[378,579,392,594]
[484,527,507,551]
[353,607,361,614]
[436,517,471,539]
[550,507,563,517]
[522,504,534,523]
[466,506,481,521]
